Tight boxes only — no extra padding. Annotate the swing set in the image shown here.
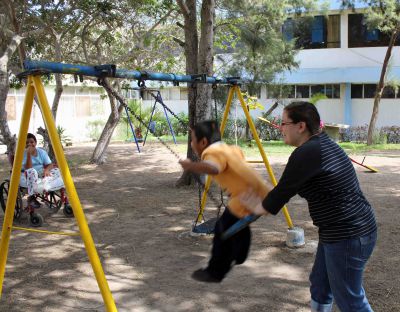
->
[122,86,178,153]
[0,59,299,311]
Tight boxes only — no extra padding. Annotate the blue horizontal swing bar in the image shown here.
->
[23,60,240,85]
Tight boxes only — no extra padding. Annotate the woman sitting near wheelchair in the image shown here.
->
[20,133,64,208]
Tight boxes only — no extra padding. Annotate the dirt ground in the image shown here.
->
[0,141,399,312]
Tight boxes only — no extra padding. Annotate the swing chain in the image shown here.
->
[98,78,181,160]
[97,78,224,213]
[152,91,188,129]
[98,78,226,232]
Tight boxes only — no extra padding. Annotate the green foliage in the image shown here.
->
[57,126,72,147]
[309,93,328,104]
[119,99,162,134]
[255,113,282,141]
[217,0,319,87]
[363,0,400,34]
[241,92,264,110]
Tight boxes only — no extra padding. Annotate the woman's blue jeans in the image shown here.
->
[310,231,377,312]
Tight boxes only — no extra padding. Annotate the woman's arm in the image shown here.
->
[25,146,35,169]
[43,163,54,176]
[179,158,219,175]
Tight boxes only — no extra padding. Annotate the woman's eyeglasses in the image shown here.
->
[280,121,296,126]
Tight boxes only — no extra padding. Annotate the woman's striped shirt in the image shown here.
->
[263,132,376,243]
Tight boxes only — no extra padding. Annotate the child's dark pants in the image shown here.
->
[206,208,251,280]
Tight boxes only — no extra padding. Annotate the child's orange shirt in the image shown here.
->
[201,142,271,218]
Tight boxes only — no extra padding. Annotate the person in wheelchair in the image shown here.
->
[19,133,64,208]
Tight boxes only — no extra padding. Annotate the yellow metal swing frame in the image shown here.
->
[0,76,117,311]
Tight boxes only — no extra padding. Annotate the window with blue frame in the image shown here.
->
[282,15,340,49]
[325,84,341,98]
[282,18,294,41]
[348,14,395,47]
[311,16,326,47]
[296,85,310,98]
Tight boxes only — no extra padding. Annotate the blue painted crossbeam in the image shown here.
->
[23,60,240,85]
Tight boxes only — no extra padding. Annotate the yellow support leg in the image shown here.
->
[31,76,117,311]
[0,77,35,297]
[235,86,294,229]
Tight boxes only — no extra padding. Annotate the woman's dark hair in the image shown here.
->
[27,133,37,143]
[192,120,221,145]
[284,101,321,135]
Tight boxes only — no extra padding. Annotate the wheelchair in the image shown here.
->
[0,177,74,228]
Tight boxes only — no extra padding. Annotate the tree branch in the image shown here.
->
[173,37,185,47]
[177,0,190,18]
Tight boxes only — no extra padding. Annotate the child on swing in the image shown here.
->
[179,120,271,283]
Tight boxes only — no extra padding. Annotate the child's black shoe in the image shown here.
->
[191,268,222,283]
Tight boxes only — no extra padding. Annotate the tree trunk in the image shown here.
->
[175,0,199,186]
[175,0,215,186]
[367,29,399,145]
[0,34,23,159]
[196,0,215,122]
[90,80,123,164]
[41,73,63,161]
[43,35,64,161]
[0,59,16,160]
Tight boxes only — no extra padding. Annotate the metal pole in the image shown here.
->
[235,86,294,229]
[124,106,141,153]
[32,76,117,311]
[23,60,239,85]
[0,77,35,297]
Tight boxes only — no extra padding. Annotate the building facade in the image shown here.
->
[274,1,400,127]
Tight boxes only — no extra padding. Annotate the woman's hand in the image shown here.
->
[43,168,51,177]
[43,164,54,177]
[25,146,36,156]
[240,189,268,216]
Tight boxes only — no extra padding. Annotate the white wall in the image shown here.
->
[6,86,110,143]
[352,99,400,127]
[295,46,400,69]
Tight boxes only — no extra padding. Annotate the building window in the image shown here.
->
[180,88,188,100]
[348,14,395,48]
[327,15,340,48]
[284,15,340,49]
[75,96,91,117]
[296,85,310,98]
[364,84,376,98]
[159,89,170,101]
[351,84,363,98]
[6,96,16,120]
[351,84,399,98]
[382,86,395,98]
[333,84,340,98]
[325,84,340,98]
[311,16,326,48]
[311,85,325,96]
[282,18,294,41]
[287,85,295,98]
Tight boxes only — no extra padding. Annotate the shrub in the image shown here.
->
[340,125,400,144]
[380,126,400,143]
[255,114,282,141]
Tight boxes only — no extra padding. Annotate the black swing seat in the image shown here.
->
[191,217,217,235]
